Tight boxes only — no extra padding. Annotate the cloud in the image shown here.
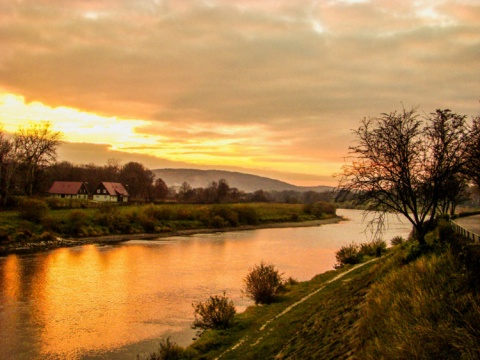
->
[0,0,479,184]
[58,140,335,186]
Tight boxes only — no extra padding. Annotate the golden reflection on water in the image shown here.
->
[30,246,131,356]
[20,243,204,358]
[2,255,20,301]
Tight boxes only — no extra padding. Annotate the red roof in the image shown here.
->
[101,182,129,196]
[49,181,86,195]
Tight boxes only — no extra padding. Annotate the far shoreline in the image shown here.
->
[0,216,345,256]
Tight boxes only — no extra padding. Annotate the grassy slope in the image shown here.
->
[182,233,480,360]
[187,258,386,360]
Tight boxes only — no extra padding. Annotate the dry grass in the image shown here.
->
[359,251,480,359]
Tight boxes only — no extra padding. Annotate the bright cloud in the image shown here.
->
[0,0,479,186]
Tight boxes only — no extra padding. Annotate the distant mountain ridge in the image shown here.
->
[152,168,333,193]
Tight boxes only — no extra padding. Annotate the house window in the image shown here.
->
[103,189,106,194]
[97,189,100,193]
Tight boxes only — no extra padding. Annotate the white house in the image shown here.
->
[93,182,129,202]
[48,181,89,200]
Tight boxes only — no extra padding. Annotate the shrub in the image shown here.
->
[44,197,91,209]
[390,235,405,246]
[41,215,62,233]
[235,206,259,225]
[285,276,299,286]
[15,229,34,243]
[134,210,157,233]
[334,242,361,268]
[359,239,387,257]
[210,206,239,227]
[0,226,11,243]
[144,337,188,360]
[303,201,336,218]
[18,198,49,223]
[192,292,236,331]
[404,241,433,263]
[94,205,131,233]
[208,215,229,228]
[67,210,89,236]
[37,231,57,242]
[45,197,65,209]
[244,261,284,305]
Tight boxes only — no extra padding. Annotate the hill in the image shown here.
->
[152,168,333,193]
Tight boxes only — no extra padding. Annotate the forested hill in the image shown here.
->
[152,168,333,193]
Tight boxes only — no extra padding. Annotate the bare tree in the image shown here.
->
[14,122,63,196]
[337,107,469,245]
[468,115,480,188]
[425,109,470,216]
[0,129,20,206]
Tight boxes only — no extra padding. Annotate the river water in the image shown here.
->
[0,209,412,359]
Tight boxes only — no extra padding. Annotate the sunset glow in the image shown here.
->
[0,0,478,186]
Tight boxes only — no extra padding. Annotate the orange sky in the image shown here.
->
[1,0,479,186]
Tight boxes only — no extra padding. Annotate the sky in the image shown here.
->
[0,0,479,186]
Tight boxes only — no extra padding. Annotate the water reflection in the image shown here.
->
[2,255,20,301]
[0,209,412,359]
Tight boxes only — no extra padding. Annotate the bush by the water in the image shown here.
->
[144,337,190,360]
[334,239,387,268]
[243,261,284,305]
[192,292,236,331]
[303,201,336,218]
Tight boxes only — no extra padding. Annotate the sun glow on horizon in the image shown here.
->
[0,93,158,147]
[0,92,338,185]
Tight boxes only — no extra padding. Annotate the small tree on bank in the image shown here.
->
[337,107,470,246]
[243,261,283,305]
[192,292,236,331]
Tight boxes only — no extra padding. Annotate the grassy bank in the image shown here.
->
[145,221,480,359]
[0,200,338,254]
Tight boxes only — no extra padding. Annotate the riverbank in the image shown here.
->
[148,227,480,360]
[0,216,344,256]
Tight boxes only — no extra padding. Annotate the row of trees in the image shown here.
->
[175,180,333,204]
[337,108,480,245]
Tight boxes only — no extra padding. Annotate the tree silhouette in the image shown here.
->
[337,107,469,245]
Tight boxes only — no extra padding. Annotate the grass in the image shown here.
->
[0,201,337,243]
[145,225,480,360]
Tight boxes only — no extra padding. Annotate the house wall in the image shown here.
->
[93,194,118,202]
[51,194,88,200]
[92,195,129,202]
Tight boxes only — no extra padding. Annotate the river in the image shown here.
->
[0,209,412,359]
